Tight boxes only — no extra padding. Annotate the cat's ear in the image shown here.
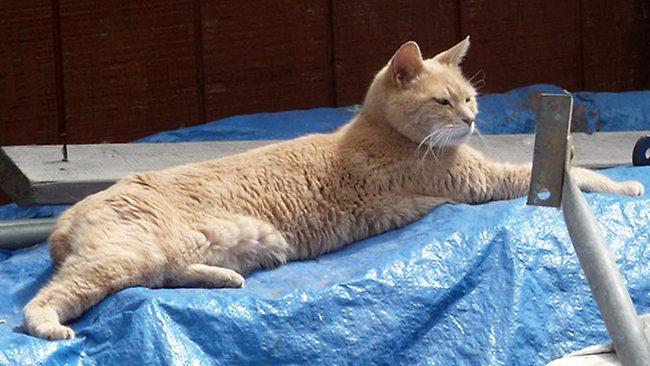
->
[433,36,470,66]
[389,41,424,85]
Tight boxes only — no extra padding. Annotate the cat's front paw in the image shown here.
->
[617,181,644,196]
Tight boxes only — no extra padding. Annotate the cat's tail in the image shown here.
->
[23,274,83,340]
[24,255,156,340]
[24,271,104,340]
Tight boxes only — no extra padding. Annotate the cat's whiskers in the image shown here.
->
[416,130,441,164]
[473,126,487,147]
[417,130,440,151]
[420,125,455,163]
[469,69,486,90]
[420,130,443,163]
[422,137,439,162]
[437,129,456,149]
[472,79,486,90]
[472,124,506,161]
[422,129,457,167]
[468,69,484,83]
[442,131,456,147]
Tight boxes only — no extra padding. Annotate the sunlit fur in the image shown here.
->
[24,39,644,341]
[363,38,479,165]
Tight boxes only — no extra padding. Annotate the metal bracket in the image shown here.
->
[527,93,572,208]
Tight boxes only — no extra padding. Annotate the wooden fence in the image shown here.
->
[1,0,649,146]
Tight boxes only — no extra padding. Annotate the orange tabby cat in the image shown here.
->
[24,38,643,340]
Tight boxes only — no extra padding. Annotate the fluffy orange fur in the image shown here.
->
[24,38,643,340]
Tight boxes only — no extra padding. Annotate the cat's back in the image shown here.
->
[162,132,340,186]
[106,133,343,219]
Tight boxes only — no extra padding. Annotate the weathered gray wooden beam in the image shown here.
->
[0,140,277,205]
[0,131,646,205]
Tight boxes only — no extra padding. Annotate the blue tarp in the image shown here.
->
[1,85,649,365]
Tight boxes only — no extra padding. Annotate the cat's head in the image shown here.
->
[363,37,478,147]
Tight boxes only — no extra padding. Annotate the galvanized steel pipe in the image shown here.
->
[562,172,650,366]
[0,218,56,250]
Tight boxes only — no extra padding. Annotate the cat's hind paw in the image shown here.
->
[166,264,245,289]
[32,323,75,341]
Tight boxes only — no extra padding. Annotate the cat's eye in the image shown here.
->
[465,97,471,103]
[435,98,451,106]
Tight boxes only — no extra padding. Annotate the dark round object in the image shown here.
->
[632,135,650,166]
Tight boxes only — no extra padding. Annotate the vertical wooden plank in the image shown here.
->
[582,0,650,91]
[201,1,333,121]
[332,0,459,106]
[60,0,200,143]
[193,0,206,125]
[0,1,59,146]
[461,0,581,93]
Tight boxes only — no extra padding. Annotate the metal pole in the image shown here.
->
[0,218,56,250]
[562,171,650,366]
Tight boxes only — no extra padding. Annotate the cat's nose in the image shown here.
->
[462,118,474,126]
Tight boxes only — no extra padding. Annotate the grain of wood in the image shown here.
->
[0,1,59,146]
[1,132,645,205]
[331,0,459,106]
[1,1,648,147]
[581,0,650,91]
[59,0,200,143]
[201,1,333,121]
[460,0,581,93]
